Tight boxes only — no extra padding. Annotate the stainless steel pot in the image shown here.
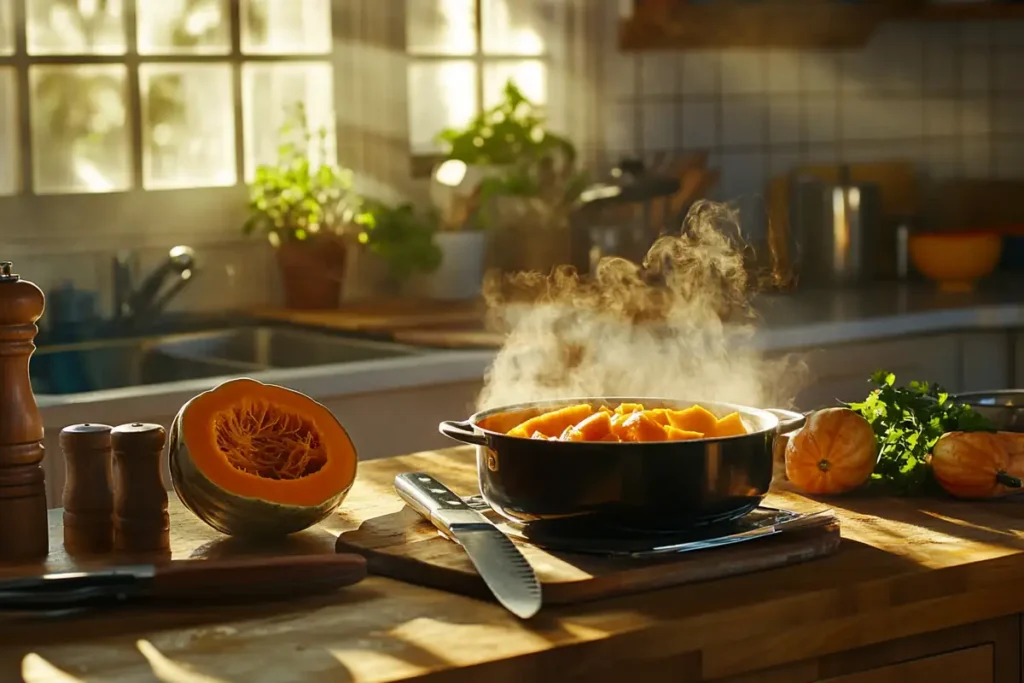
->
[439,397,805,531]
[789,165,882,287]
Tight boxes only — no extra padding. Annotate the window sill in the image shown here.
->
[0,186,251,253]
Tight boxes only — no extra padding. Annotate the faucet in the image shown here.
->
[112,245,196,329]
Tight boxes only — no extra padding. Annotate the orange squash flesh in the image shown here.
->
[507,403,594,438]
[504,401,749,443]
[666,426,704,441]
[708,412,747,438]
[667,405,719,434]
[180,378,355,507]
[560,411,613,442]
[170,378,357,537]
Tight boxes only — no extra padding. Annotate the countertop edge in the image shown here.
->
[35,301,1024,413]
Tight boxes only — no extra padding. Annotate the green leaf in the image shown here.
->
[242,100,361,240]
[848,370,996,496]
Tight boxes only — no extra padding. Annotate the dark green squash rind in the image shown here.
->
[168,394,354,538]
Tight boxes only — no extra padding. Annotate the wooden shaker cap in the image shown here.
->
[111,422,166,451]
[60,423,112,451]
[0,261,45,325]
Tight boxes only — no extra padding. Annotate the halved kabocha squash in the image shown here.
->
[169,378,357,537]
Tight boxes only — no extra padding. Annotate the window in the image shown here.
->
[405,0,565,155]
[0,0,336,196]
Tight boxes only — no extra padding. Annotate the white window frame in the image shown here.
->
[404,0,569,175]
[0,0,339,251]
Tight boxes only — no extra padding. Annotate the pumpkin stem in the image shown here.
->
[817,459,831,473]
[996,471,1022,489]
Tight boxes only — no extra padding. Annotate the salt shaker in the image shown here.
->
[0,261,49,562]
[60,423,114,555]
[112,422,169,553]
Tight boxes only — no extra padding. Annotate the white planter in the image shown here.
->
[414,231,487,301]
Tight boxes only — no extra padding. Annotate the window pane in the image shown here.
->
[0,0,13,55]
[406,0,476,56]
[0,68,17,194]
[29,65,130,194]
[27,0,126,55]
[483,61,547,108]
[140,64,235,189]
[137,0,230,55]
[408,61,477,154]
[481,0,554,56]
[241,0,330,55]
[242,62,335,181]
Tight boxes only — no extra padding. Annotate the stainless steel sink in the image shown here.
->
[31,338,251,395]
[31,326,427,396]
[155,326,424,368]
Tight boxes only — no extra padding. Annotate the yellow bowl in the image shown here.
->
[909,231,1003,293]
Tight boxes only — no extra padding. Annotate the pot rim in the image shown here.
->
[953,390,1024,408]
[457,396,802,445]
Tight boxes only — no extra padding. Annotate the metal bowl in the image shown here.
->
[953,390,1024,432]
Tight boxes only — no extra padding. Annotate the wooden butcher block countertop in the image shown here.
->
[5,447,1024,682]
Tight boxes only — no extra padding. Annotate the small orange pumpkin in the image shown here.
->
[931,431,1023,499]
[785,407,877,495]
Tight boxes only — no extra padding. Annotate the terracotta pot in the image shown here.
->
[275,236,347,310]
[486,197,571,274]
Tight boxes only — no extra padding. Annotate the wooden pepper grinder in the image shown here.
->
[0,261,48,562]
[60,423,114,555]
[112,423,170,554]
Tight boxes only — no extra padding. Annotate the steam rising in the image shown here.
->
[477,200,806,411]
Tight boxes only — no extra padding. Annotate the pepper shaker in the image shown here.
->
[0,261,49,562]
[60,423,114,555]
[112,422,169,553]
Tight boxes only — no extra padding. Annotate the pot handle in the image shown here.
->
[767,408,807,435]
[439,420,489,447]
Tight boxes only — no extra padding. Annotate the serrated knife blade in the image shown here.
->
[394,473,542,619]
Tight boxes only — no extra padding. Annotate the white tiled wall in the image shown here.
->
[594,7,1024,240]
[18,240,278,325]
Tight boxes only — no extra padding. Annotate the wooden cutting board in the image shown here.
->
[251,298,485,334]
[390,327,505,348]
[335,490,840,606]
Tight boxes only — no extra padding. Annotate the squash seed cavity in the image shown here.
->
[213,399,327,480]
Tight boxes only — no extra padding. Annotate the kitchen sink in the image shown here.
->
[31,326,428,396]
[154,326,424,368]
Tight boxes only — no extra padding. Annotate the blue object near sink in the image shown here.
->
[1000,234,1024,271]
[38,282,101,394]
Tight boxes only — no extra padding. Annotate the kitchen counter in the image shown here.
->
[5,446,1024,683]
[750,278,1024,351]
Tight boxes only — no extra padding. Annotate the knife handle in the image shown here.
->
[394,473,489,533]
[150,554,367,602]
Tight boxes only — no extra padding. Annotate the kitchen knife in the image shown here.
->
[394,472,542,619]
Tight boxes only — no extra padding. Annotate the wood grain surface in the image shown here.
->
[6,447,1024,683]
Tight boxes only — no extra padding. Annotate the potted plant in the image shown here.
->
[355,200,443,295]
[243,103,362,310]
[435,81,589,275]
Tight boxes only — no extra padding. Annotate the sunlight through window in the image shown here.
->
[1,0,334,195]
[406,0,560,154]
[0,66,16,194]
[0,0,13,54]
